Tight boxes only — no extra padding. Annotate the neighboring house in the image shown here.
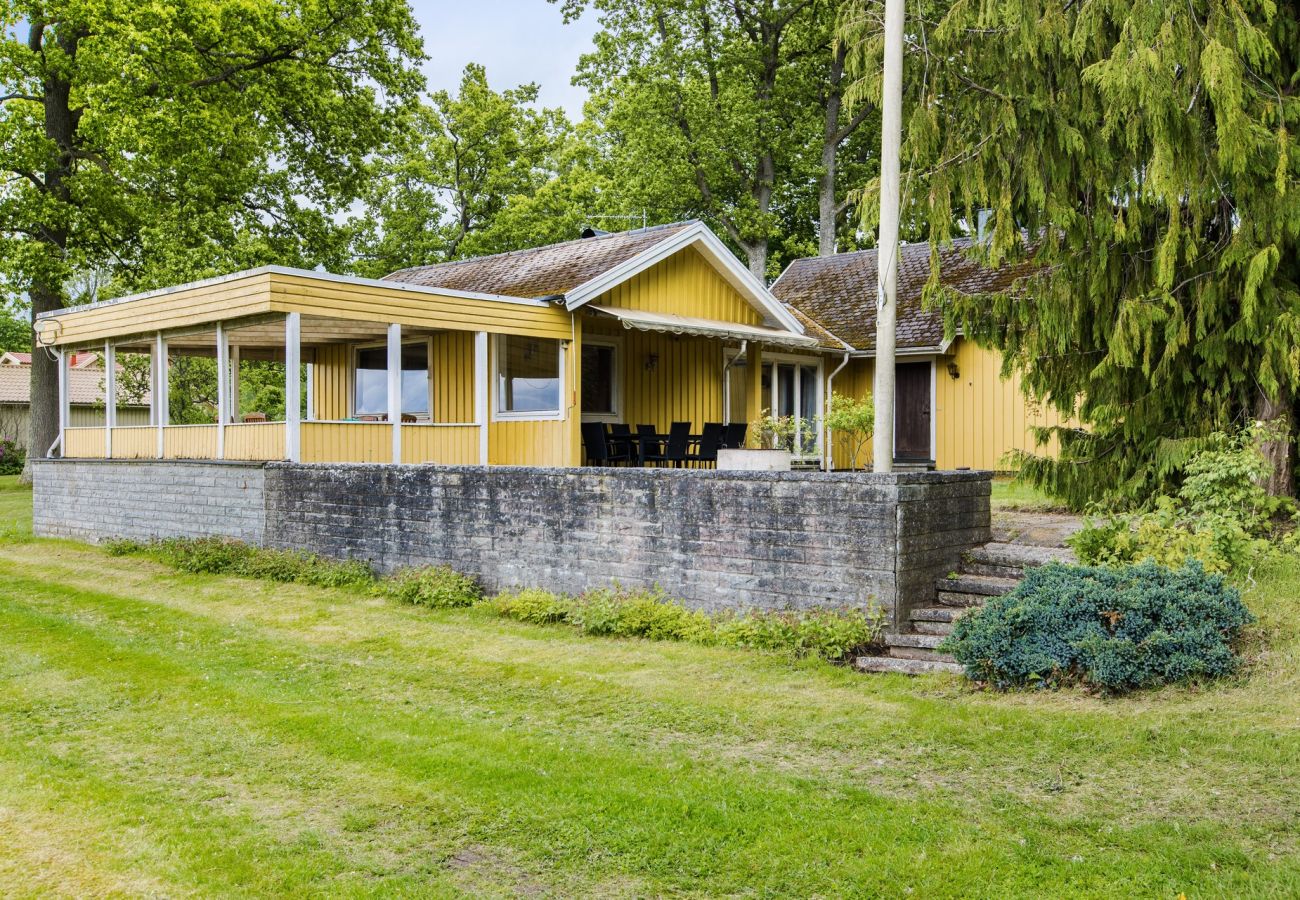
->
[34,221,1058,470]
[772,239,1069,470]
[0,351,150,450]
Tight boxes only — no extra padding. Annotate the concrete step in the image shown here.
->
[961,560,1026,579]
[937,573,1020,597]
[965,541,1075,572]
[937,590,990,608]
[910,606,966,623]
[888,645,956,663]
[855,655,964,676]
[887,632,947,651]
[911,620,953,636]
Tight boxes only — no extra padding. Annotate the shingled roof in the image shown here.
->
[771,239,1037,353]
[384,221,699,299]
[0,360,149,406]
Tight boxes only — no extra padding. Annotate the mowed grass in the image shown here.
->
[1,477,1298,897]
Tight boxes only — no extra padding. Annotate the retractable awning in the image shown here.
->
[587,305,821,349]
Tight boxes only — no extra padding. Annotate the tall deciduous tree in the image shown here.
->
[354,63,601,276]
[843,0,1300,504]
[0,0,423,463]
[562,0,876,278]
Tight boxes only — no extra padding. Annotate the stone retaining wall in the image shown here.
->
[32,460,991,624]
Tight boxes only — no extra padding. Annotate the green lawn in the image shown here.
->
[1,477,1298,897]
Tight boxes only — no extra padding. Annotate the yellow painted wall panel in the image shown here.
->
[300,422,390,463]
[64,427,105,458]
[430,331,475,423]
[225,423,286,460]
[163,425,218,459]
[401,425,479,465]
[312,345,350,420]
[109,427,156,459]
[594,246,764,325]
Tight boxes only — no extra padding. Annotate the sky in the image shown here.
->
[408,0,602,118]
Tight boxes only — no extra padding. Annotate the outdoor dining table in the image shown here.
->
[611,430,700,466]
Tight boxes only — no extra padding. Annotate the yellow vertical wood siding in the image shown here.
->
[163,425,218,459]
[429,331,475,423]
[64,427,105,458]
[594,245,765,325]
[935,340,1066,470]
[312,345,350,420]
[225,423,287,460]
[300,422,390,463]
[109,426,156,459]
[401,425,479,465]
[487,333,578,466]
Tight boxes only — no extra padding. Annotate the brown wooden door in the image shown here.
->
[894,362,932,460]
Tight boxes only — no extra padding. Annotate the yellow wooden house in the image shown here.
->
[35,221,1062,471]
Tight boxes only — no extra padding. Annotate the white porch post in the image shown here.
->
[387,323,402,464]
[285,313,301,462]
[229,343,241,423]
[103,341,116,458]
[56,348,69,458]
[305,363,316,421]
[154,333,168,458]
[475,331,489,465]
[216,323,228,459]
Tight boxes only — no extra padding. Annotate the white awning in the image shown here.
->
[587,305,821,349]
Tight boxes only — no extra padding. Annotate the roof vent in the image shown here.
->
[580,226,611,239]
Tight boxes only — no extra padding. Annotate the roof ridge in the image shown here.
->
[788,236,978,269]
[384,220,700,279]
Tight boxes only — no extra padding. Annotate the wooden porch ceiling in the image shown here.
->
[113,315,449,359]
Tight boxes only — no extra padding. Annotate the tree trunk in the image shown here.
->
[745,241,767,280]
[819,47,846,257]
[1255,389,1294,497]
[25,282,62,472]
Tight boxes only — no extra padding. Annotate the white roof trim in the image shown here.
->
[588,305,819,349]
[35,264,549,320]
[562,222,806,334]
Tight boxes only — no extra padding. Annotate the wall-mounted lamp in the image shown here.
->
[947,360,961,380]
[644,353,659,373]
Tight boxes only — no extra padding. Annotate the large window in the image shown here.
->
[496,335,562,417]
[354,342,430,417]
[581,341,619,420]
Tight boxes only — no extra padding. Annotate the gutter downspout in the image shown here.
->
[824,350,851,472]
[722,340,747,425]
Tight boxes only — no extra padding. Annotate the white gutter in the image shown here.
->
[823,350,851,472]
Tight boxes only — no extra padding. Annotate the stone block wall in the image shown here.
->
[32,460,991,623]
[32,459,266,545]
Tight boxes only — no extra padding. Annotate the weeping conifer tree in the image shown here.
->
[841,0,1299,508]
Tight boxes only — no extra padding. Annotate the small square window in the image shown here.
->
[355,343,429,417]
[496,336,562,417]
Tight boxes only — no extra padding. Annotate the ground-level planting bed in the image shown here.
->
[1,477,1298,896]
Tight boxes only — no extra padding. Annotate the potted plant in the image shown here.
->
[717,410,795,471]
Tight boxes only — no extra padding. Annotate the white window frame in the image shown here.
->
[579,335,623,424]
[493,333,567,422]
[350,336,434,421]
[756,351,825,460]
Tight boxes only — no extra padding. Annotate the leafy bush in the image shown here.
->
[823,392,874,469]
[0,439,25,475]
[103,537,374,589]
[941,561,1255,692]
[383,565,482,609]
[1070,423,1295,573]
[712,607,884,660]
[492,588,573,625]
[569,586,713,641]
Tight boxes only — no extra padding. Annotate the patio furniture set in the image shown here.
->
[581,422,747,468]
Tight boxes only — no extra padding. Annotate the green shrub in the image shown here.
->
[492,588,573,625]
[941,560,1255,692]
[102,537,375,589]
[383,565,482,609]
[569,586,712,641]
[0,439,25,476]
[1070,423,1295,573]
[712,607,884,661]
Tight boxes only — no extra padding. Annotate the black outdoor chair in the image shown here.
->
[722,422,748,449]
[582,421,630,466]
[644,421,691,467]
[689,422,725,468]
[609,422,635,461]
[636,424,662,464]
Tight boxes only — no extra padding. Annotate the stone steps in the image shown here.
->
[855,655,964,676]
[859,536,1075,676]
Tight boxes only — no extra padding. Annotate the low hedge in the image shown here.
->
[941,560,1254,692]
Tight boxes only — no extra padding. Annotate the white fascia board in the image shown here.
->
[35,265,547,320]
[562,223,807,335]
